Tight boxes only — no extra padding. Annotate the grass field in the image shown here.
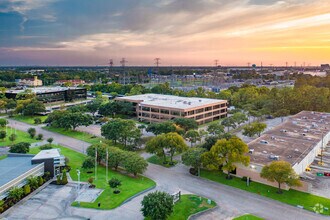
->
[43,126,106,145]
[0,127,39,147]
[168,194,216,220]
[12,115,48,125]
[0,155,7,160]
[201,170,330,215]
[147,155,178,168]
[29,145,156,210]
[233,214,264,220]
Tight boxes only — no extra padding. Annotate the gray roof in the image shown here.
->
[0,155,38,187]
[32,149,61,160]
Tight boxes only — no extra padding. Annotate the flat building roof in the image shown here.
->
[248,111,330,167]
[6,86,85,94]
[116,94,226,110]
[32,149,61,160]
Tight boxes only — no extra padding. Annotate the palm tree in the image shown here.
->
[8,187,24,203]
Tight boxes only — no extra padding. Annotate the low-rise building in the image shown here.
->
[236,111,330,192]
[54,79,85,86]
[0,149,65,200]
[115,94,228,125]
[5,87,87,103]
[16,76,43,87]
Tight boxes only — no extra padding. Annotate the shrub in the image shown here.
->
[9,142,30,154]
[23,184,31,195]
[0,130,6,141]
[189,168,198,176]
[34,118,42,124]
[61,170,68,185]
[113,189,121,194]
[82,157,95,170]
[9,133,17,143]
[44,172,50,180]
[88,177,94,185]
[47,137,54,145]
[27,128,36,139]
[108,178,121,188]
[36,134,43,140]
[141,191,174,220]
[40,145,52,150]
[38,176,44,186]
[56,175,61,185]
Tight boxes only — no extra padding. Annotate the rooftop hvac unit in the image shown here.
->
[280,129,287,133]
[260,140,269,144]
[249,149,254,154]
[269,155,279,160]
[262,151,268,154]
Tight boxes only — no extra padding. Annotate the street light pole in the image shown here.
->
[95,144,98,180]
[77,169,81,191]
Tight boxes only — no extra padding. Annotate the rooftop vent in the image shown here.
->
[249,149,254,154]
[269,155,279,160]
[280,129,287,133]
[260,140,269,144]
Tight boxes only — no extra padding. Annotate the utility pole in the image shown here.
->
[108,59,113,77]
[154,58,161,68]
[120,58,128,85]
[214,59,219,67]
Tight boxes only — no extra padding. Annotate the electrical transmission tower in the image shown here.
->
[108,59,113,76]
[154,58,161,67]
[214,59,219,67]
[120,58,128,84]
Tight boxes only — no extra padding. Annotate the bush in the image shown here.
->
[44,172,50,180]
[38,176,44,186]
[0,130,6,141]
[113,189,121,194]
[40,145,52,150]
[56,175,61,185]
[109,178,121,188]
[27,128,36,139]
[82,157,95,170]
[189,168,198,176]
[141,191,174,220]
[9,133,17,143]
[34,118,42,124]
[47,137,54,145]
[61,170,68,185]
[9,142,30,154]
[36,134,43,140]
[88,177,94,185]
[23,184,31,195]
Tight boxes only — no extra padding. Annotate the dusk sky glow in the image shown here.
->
[1,0,330,66]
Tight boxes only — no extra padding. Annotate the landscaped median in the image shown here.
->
[42,126,106,145]
[233,214,264,220]
[201,170,330,215]
[147,155,178,168]
[168,194,216,220]
[12,115,48,125]
[29,145,156,210]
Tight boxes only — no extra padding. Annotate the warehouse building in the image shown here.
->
[115,94,227,125]
[5,87,87,103]
[236,111,330,192]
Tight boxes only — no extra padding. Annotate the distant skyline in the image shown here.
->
[0,0,330,66]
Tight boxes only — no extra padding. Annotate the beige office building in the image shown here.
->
[115,94,228,125]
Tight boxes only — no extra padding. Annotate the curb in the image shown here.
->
[0,178,53,218]
[122,185,156,205]
[187,205,218,220]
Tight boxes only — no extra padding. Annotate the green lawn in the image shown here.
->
[43,126,106,145]
[0,127,39,147]
[147,155,178,168]
[29,145,156,210]
[201,170,330,215]
[168,194,216,220]
[0,155,7,160]
[12,115,48,125]
[233,214,264,220]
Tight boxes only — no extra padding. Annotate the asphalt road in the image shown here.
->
[5,119,328,220]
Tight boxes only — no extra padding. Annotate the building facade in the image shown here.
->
[17,76,43,87]
[115,94,227,125]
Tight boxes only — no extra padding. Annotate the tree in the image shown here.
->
[182,147,207,176]
[207,122,224,136]
[242,122,267,137]
[61,169,68,185]
[86,143,106,164]
[86,100,102,116]
[0,130,6,141]
[9,133,17,143]
[221,117,236,132]
[5,99,16,113]
[122,152,148,176]
[22,99,46,116]
[8,187,24,203]
[146,132,187,164]
[184,129,201,147]
[108,178,122,188]
[172,118,198,132]
[0,118,8,128]
[260,161,302,194]
[54,112,93,130]
[34,118,42,124]
[9,142,30,153]
[82,157,95,170]
[202,137,250,179]
[141,191,174,220]
[47,137,54,146]
[27,127,36,139]
[146,121,177,135]
[101,119,141,148]
[232,112,248,127]
[108,147,126,170]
